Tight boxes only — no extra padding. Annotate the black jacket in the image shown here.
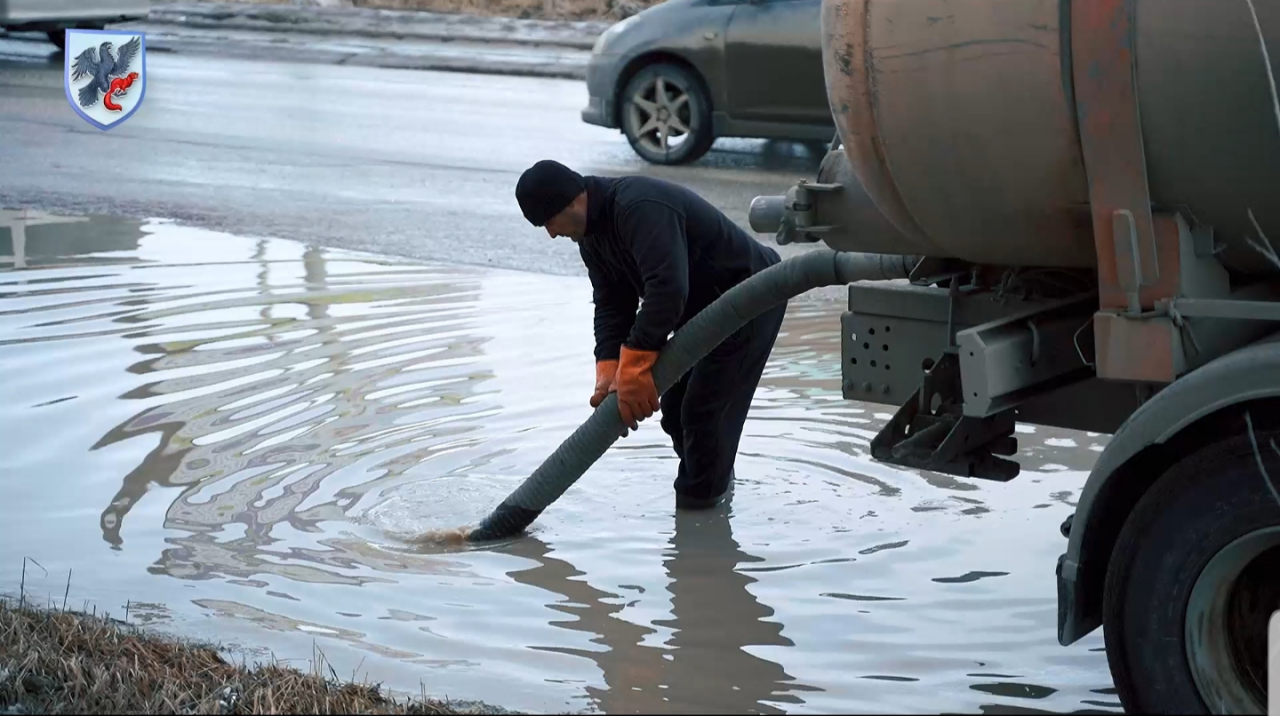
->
[578,174,782,361]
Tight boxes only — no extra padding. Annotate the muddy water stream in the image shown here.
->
[0,212,1119,714]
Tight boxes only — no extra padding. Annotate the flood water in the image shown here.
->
[0,210,1121,714]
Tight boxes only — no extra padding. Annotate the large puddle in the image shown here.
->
[0,210,1119,714]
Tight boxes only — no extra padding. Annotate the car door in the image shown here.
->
[722,0,828,126]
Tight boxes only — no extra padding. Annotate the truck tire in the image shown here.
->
[1102,426,1280,714]
[619,62,715,166]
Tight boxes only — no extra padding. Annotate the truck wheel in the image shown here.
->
[1103,427,1280,714]
[619,63,715,165]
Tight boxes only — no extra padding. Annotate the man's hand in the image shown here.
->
[616,346,660,432]
[590,359,618,408]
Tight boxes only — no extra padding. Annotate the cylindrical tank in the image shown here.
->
[816,0,1280,275]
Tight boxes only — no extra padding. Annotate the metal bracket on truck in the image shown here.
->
[1057,331,1280,645]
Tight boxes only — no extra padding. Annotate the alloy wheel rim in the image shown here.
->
[626,75,694,155]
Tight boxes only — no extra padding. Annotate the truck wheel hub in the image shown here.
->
[1184,526,1280,714]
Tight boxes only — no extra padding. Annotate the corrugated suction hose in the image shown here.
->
[467,249,918,543]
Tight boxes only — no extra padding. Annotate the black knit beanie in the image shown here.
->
[515,160,586,227]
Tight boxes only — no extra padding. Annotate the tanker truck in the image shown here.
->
[747,1,1280,713]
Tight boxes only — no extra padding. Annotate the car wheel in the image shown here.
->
[619,63,715,165]
[1101,426,1280,713]
[47,30,66,51]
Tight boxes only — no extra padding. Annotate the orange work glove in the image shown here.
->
[590,359,618,408]
[615,346,660,432]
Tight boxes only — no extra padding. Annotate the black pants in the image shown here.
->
[659,301,788,501]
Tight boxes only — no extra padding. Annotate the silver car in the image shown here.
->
[0,0,150,49]
[581,0,834,165]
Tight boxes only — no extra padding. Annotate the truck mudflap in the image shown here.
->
[1057,331,1280,646]
[1056,553,1085,645]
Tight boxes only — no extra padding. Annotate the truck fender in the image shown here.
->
[1056,330,1280,646]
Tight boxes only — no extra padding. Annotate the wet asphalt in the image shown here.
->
[0,37,829,277]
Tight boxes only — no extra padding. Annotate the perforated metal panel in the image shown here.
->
[842,282,1051,405]
[841,281,1142,434]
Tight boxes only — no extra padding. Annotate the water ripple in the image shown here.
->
[0,214,1118,714]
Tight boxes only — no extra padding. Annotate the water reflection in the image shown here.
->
[0,208,130,268]
[0,210,1119,714]
[2,211,506,582]
[503,502,821,714]
[98,251,499,584]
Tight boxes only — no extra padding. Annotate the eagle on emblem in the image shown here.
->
[70,37,142,110]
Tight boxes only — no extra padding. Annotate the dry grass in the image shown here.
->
[0,598,473,715]
[183,0,666,22]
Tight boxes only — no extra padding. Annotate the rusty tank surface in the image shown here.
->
[755,0,1280,276]
[749,1,1280,714]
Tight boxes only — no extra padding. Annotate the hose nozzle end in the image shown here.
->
[467,501,544,543]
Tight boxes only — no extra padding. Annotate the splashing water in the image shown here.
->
[402,525,475,548]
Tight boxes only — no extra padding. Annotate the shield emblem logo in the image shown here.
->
[63,29,147,131]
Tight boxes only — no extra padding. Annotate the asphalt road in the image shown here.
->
[0,38,827,277]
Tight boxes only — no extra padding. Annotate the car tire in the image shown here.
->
[1101,426,1280,714]
[619,62,715,165]
[47,30,66,51]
